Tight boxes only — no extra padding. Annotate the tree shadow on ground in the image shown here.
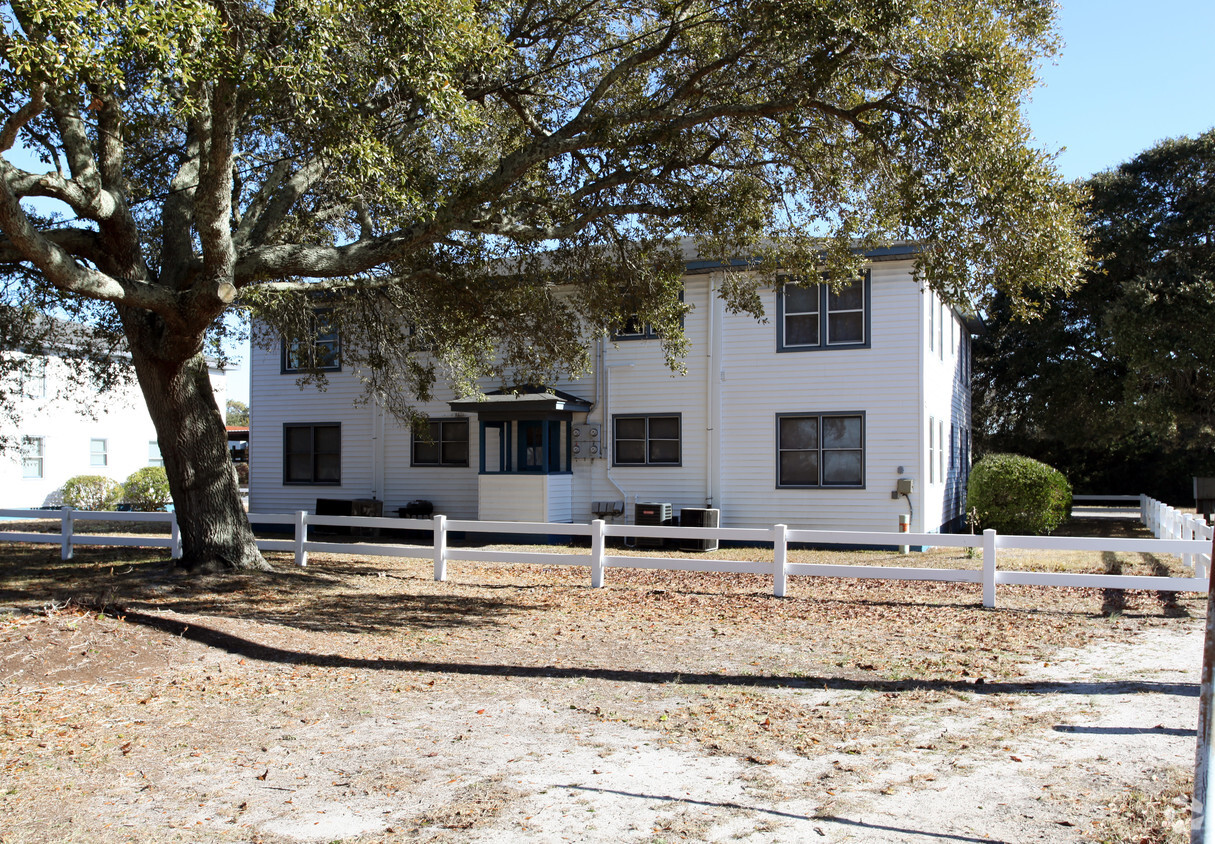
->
[114,609,1199,699]
[0,546,538,635]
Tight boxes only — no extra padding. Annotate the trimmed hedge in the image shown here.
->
[122,466,172,511]
[62,475,123,511]
[967,453,1072,536]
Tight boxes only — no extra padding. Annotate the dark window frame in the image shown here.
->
[775,412,866,489]
[281,309,342,373]
[411,417,471,468]
[611,413,682,466]
[612,289,685,341]
[282,423,342,485]
[776,273,871,352]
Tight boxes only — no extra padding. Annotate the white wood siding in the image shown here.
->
[249,255,961,534]
[714,262,924,532]
[919,288,973,532]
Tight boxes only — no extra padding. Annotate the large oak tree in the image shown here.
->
[1,0,1083,571]
[974,128,1215,498]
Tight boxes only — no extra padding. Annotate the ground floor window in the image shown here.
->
[412,418,469,467]
[776,413,864,488]
[90,438,107,467]
[21,436,43,479]
[612,414,681,466]
[283,423,341,484]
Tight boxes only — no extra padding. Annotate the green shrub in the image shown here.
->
[62,475,123,511]
[967,453,1072,535]
[122,466,172,511]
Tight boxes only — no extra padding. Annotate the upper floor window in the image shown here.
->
[283,423,341,484]
[90,438,108,467]
[612,289,684,341]
[778,276,869,351]
[613,315,661,340]
[149,441,164,467]
[21,436,43,479]
[777,413,864,488]
[613,414,681,466]
[21,360,46,399]
[412,418,469,467]
[282,310,341,373]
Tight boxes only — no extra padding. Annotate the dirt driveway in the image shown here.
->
[0,532,1204,843]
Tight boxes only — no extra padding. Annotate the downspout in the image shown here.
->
[917,282,929,534]
[371,392,385,500]
[604,360,634,519]
[705,272,722,508]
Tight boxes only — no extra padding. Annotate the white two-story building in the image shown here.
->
[2,344,228,510]
[249,244,974,533]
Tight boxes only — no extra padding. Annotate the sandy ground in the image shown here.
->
[3,611,1194,844]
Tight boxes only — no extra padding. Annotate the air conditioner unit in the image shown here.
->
[679,508,720,551]
[634,502,673,547]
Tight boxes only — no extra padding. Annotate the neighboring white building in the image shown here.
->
[249,244,975,533]
[2,348,228,509]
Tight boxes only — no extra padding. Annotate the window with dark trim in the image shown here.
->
[283,423,341,484]
[777,276,869,350]
[776,413,864,488]
[282,310,341,373]
[412,418,469,467]
[612,289,684,340]
[612,414,681,465]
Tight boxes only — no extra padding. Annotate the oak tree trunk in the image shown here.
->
[124,317,269,573]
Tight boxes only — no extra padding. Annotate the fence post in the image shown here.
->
[294,510,308,568]
[1202,522,1213,581]
[982,529,997,609]
[433,514,447,581]
[590,519,605,588]
[60,505,73,561]
[773,523,788,598]
[170,511,182,560]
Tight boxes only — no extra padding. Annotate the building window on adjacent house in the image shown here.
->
[412,418,469,467]
[283,423,341,484]
[778,276,869,351]
[22,360,46,399]
[149,441,164,467]
[21,436,43,479]
[613,414,681,466]
[776,413,864,488]
[90,438,108,467]
[281,310,341,373]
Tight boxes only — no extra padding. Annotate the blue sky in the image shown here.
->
[1022,0,1215,181]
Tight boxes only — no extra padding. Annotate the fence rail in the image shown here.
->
[1,501,1211,609]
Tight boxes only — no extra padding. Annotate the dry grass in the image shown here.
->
[1092,766,1193,844]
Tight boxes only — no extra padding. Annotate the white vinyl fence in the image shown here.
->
[2,500,1210,609]
[0,507,182,560]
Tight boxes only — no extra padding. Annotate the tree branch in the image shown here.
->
[0,159,178,315]
[0,84,46,153]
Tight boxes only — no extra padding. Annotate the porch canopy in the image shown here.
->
[448,387,592,475]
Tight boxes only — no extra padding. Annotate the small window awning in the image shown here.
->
[448,386,593,415]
